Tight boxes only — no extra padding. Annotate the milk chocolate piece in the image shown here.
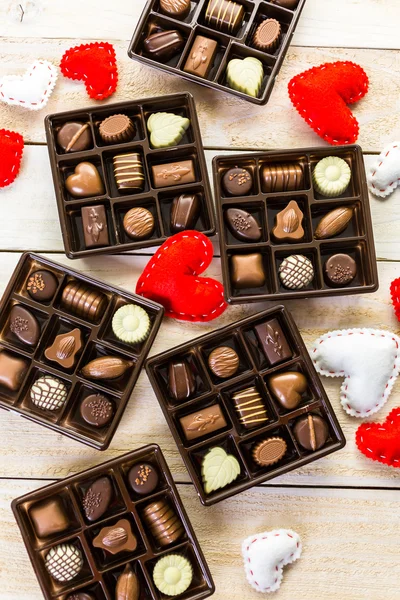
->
[0,350,28,391]
[208,346,239,378]
[81,356,133,380]
[65,162,105,198]
[129,462,159,495]
[223,166,252,196]
[123,207,154,239]
[81,205,110,248]
[205,0,245,35]
[168,359,195,401]
[29,496,69,538]
[142,498,184,547]
[253,19,281,53]
[324,253,357,287]
[82,476,113,522]
[152,160,195,188]
[57,122,92,153]
[115,565,140,600]
[254,319,292,365]
[315,206,353,240]
[143,30,185,62]
[252,437,287,467]
[99,114,135,144]
[26,269,58,302]
[180,404,227,441]
[262,163,304,193]
[80,394,114,427]
[93,519,137,555]
[272,200,305,243]
[45,328,83,369]
[293,414,329,451]
[268,371,308,410]
[61,281,107,322]
[232,386,268,429]
[225,208,262,242]
[170,193,200,232]
[160,0,191,19]
[113,152,145,193]
[9,305,40,346]
[184,36,218,78]
[231,253,265,289]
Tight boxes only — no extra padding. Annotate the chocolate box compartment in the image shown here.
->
[146,305,346,505]
[128,0,307,106]
[213,145,379,304]
[12,445,215,600]
[0,253,164,450]
[45,93,215,259]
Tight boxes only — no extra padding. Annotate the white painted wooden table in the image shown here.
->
[1,1,400,598]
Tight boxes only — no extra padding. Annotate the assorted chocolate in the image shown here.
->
[45,93,215,258]
[129,0,306,105]
[0,253,163,450]
[146,306,345,505]
[213,146,378,302]
[12,446,214,600]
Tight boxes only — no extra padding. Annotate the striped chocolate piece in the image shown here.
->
[232,386,268,429]
[205,0,245,35]
[261,163,304,193]
[61,281,107,322]
[142,499,184,547]
[113,152,145,193]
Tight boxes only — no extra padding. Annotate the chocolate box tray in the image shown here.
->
[146,306,346,506]
[0,253,163,450]
[128,0,306,106]
[213,145,379,304]
[45,93,215,259]
[12,445,215,600]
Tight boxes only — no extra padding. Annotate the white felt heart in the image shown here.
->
[242,529,302,593]
[311,329,400,417]
[368,142,400,198]
[0,60,57,111]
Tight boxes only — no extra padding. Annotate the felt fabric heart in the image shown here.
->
[242,529,302,593]
[288,61,369,146]
[60,42,118,100]
[136,231,228,322]
[368,142,400,198]
[356,407,400,467]
[65,162,105,198]
[0,129,24,188]
[0,60,57,111]
[390,278,400,322]
[311,329,400,417]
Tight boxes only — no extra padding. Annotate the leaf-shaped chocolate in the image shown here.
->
[147,112,190,149]
[226,56,264,98]
[201,447,241,494]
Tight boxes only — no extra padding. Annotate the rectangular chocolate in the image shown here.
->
[128,0,307,106]
[45,93,215,259]
[0,253,163,450]
[255,318,292,366]
[146,305,346,506]
[152,159,196,188]
[12,445,215,600]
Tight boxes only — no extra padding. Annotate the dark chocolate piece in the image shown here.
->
[225,208,261,242]
[45,328,83,369]
[160,0,191,19]
[231,253,265,289]
[253,19,281,53]
[81,205,110,249]
[0,350,28,391]
[93,519,137,555]
[80,394,114,427]
[143,29,185,62]
[232,386,268,429]
[208,346,239,378]
[262,163,304,193]
[142,498,184,547]
[180,404,227,441]
[168,359,195,401]
[184,36,218,78]
[324,253,357,287]
[65,162,105,198]
[61,281,107,322]
[254,319,292,365]
[57,122,92,153]
[26,269,58,302]
[128,462,159,495]
[170,193,200,233]
[252,437,287,467]
[272,200,305,243]
[67,593,95,600]
[123,207,154,239]
[99,114,135,144]
[205,0,245,35]
[152,160,195,188]
[268,371,308,410]
[222,166,252,196]
[270,0,299,8]
[113,152,145,193]
[9,305,40,346]
[293,414,329,451]
[29,497,69,538]
[82,476,113,522]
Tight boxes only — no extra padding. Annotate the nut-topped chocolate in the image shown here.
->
[26,270,58,302]
[128,463,159,495]
[223,166,252,196]
[9,305,40,347]
[82,476,113,522]
[225,208,262,242]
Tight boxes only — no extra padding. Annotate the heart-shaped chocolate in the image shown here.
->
[268,371,308,410]
[65,162,105,198]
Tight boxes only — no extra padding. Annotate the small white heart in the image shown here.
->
[0,60,57,111]
[368,142,400,198]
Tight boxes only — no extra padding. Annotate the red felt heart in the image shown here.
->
[390,278,400,322]
[356,407,400,467]
[0,129,24,188]
[60,42,118,100]
[288,61,369,146]
[136,231,228,322]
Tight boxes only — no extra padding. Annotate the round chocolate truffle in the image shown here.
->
[123,207,155,240]
[26,270,58,302]
[223,166,253,197]
[159,0,191,19]
[80,394,114,427]
[208,346,239,379]
[99,114,135,144]
[57,122,92,153]
[324,253,357,287]
[128,462,159,495]
[293,414,329,451]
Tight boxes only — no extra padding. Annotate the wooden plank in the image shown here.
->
[0,252,399,488]
[0,41,399,153]
[1,479,400,600]
[2,0,400,50]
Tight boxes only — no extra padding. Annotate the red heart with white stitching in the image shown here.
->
[0,129,24,188]
[356,407,400,467]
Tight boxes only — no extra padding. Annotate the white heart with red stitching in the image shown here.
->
[0,60,57,111]
[311,328,400,417]
[368,142,400,198]
[242,529,302,593]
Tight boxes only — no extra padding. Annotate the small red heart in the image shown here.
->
[288,61,369,146]
[356,407,400,467]
[390,278,400,322]
[136,231,228,322]
[60,42,118,100]
[0,129,24,188]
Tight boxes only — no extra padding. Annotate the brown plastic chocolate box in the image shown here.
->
[0,253,163,450]
[45,93,215,259]
[128,0,306,105]
[12,445,215,600]
[146,306,346,506]
[213,145,379,304]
